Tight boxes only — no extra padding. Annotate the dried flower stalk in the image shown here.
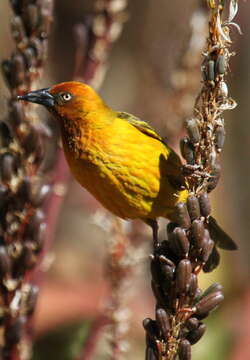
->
[0,1,54,359]
[70,1,130,359]
[144,1,240,359]
[105,220,137,360]
[79,217,145,360]
[163,4,208,140]
[73,0,127,89]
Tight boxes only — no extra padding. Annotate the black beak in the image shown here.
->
[17,88,55,108]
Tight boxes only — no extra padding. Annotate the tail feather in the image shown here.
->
[203,246,220,273]
[208,216,238,250]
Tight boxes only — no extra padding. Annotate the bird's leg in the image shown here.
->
[146,219,159,248]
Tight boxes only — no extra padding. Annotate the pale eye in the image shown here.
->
[62,93,72,102]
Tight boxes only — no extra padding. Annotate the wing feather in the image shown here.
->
[117,111,185,188]
[117,112,165,143]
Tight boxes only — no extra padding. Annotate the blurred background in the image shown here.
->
[0,0,250,359]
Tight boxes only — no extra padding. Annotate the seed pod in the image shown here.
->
[151,281,165,306]
[11,53,26,86]
[107,0,127,13]
[195,291,224,317]
[195,311,209,321]
[186,317,199,331]
[11,16,26,44]
[178,339,191,360]
[32,222,46,253]
[10,0,22,15]
[41,39,49,63]
[187,195,200,221]
[0,185,8,204]
[207,162,221,193]
[170,227,189,258]
[0,246,11,276]
[185,119,200,145]
[9,101,26,127]
[200,236,214,263]
[158,241,178,264]
[214,125,225,152]
[191,219,205,248]
[166,222,177,237]
[194,288,202,302]
[202,283,223,299]
[208,147,217,168]
[39,7,53,38]
[30,182,50,207]
[24,210,45,240]
[175,203,191,229]
[208,60,215,81]
[180,138,195,165]
[19,242,37,270]
[29,38,44,62]
[23,47,36,69]
[203,246,220,273]
[159,255,175,268]
[217,81,228,98]
[151,259,161,286]
[41,0,54,17]
[188,273,198,298]
[201,64,207,81]
[156,308,170,339]
[20,126,41,156]
[2,60,12,88]
[5,316,26,346]
[176,259,192,295]
[145,332,155,348]
[0,122,12,148]
[198,193,211,217]
[26,285,39,315]
[6,213,21,238]
[216,54,226,75]
[16,178,31,205]
[0,153,17,183]
[146,347,157,360]
[26,4,39,32]
[186,323,206,345]
[143,318,158,339]
[33,138,45,166]
[161,264,175,284]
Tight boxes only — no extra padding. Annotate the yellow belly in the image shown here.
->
[62,120,188,220]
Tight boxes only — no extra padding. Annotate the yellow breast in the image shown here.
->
[62,115,188,220]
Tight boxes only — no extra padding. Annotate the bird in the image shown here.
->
[17,81,236,250]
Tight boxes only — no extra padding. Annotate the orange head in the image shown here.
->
[17,81,107,120]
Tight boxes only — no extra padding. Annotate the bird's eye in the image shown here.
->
[61,93,72,102]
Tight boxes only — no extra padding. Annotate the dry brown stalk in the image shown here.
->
[0,1,54,359]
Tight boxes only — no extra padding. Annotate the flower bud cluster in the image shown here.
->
[0,1,53,357]
[3,0,53,93]
[144,195,224,360]
[145,1,239,359]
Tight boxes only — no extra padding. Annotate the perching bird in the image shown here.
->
[17,81,236,249]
